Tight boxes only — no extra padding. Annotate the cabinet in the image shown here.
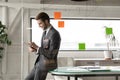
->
[74,58,120,66]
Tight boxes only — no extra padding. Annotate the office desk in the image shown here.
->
[50,66,120,80]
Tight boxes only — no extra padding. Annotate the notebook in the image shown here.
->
[78,66,110,72]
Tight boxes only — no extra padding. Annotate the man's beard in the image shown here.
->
[43,23,47,30]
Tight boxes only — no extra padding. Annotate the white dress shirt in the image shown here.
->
[36,25,52,54]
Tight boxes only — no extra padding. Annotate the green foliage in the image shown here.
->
[0,21,12,58]
[0,47,4,58]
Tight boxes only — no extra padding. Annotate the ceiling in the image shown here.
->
[40,0,120,6]
[0,0,120,6]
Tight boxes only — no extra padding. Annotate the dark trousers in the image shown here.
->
[25,62,48,80]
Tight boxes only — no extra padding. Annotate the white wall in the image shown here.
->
[0,7,1,20]
[0,7,21,80]
[0,3,120,80]
[0,0,40,3]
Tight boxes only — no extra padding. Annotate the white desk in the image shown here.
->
[51,66,120,80]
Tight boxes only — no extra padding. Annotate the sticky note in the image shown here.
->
[54,12,61,19]
[106,28,113,35]
[58,21,64,28]
[78,43,86,50]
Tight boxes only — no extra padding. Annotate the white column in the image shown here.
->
[21,7,24,80]
[1,5,8,75]
[2,6,8,26]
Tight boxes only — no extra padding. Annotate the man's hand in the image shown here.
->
[28,42,39,52]
[28,47,37,52]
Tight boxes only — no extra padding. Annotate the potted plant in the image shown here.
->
[104,26,119,60]
[0,21,11,58]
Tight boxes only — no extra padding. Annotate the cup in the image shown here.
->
[104,50,112,60]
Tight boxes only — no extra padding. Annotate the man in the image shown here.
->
[25,12,61,80]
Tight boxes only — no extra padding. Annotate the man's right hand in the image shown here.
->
[28,42,39,50]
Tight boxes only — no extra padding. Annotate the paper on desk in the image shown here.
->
[66,67,88,72]
[93,66,120,71]
[107,66,120,71]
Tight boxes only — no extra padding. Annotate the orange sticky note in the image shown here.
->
[54,12,61,19]
[58,21,64,28]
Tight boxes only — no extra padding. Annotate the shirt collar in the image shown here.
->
[44,25,52,35]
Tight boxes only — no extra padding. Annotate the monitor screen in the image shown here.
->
[31,18,120,50]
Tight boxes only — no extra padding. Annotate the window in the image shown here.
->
[31,18,120,50]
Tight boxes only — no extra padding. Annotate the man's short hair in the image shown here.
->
[35,12,50,23]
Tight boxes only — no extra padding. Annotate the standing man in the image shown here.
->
[25,12,61,80]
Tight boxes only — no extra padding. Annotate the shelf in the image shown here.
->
[73,58,120,61]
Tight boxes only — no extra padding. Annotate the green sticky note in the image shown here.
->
[106,28,112,35]
[78,43,85,50]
